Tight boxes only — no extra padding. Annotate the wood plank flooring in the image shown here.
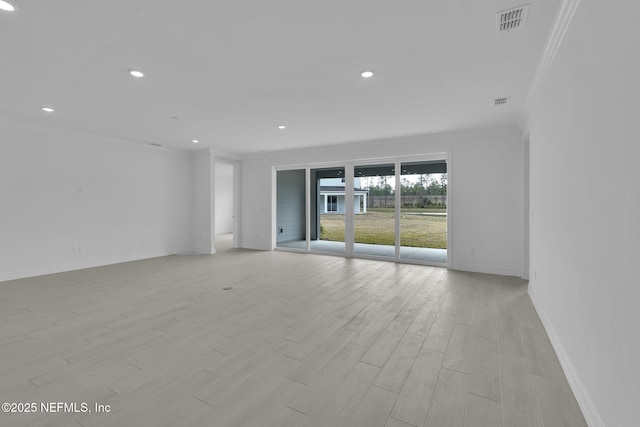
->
[0,241,587,426]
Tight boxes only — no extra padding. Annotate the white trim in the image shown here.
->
[448,263,521,277]
[233,161,241,248]
[0,248,193,283]
[305,168,311,252]
[529,288,606,427]
[394,160,401,259]
[521,0,582,130]
[271,167,278,250]
[274,152,448,172]
[344,164,355,257]
[522,134,530,279]
[445,148,453,269]
[214,157,242,248]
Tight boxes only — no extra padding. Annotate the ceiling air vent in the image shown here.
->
[497,4,529,32]
[494,97,508,105]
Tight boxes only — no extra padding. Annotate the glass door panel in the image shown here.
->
[399,161,447,264]
[311,166,346,254]
[353,164,396,259]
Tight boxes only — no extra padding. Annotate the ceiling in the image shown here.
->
[0,1,559,155]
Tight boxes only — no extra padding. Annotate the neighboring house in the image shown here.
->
[319,178,368,214]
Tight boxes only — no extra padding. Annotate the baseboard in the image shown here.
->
[0,247,193,283]
[448,262,522,277]
[528,287,605,427]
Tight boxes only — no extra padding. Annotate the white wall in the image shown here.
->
[0,118,193,282]
[215,162,234,234]
[192,149,215,254]
[527,1,640,426]
[241,126,524,276]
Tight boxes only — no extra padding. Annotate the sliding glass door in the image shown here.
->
[399,161,447,264]
[275,156,448,266]
[310,166,346,255]
[354,163,396,259]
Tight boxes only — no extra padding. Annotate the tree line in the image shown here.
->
[363,174,447,196]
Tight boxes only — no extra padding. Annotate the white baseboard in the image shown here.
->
[0,247,193,283]
[528,287,605,427]
[449,262,522,277]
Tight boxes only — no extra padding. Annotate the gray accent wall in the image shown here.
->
[276,170,306,243]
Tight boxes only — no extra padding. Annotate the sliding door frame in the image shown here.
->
[273,151,451,268]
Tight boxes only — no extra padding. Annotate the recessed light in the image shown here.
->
[192,139,199,144]
[0,1,16,12]
[41,107,54,113]
[360,70,374,78]
[277,125,286,130]
[129,70,145,78]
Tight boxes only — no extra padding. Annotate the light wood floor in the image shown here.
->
[0,239,587,426]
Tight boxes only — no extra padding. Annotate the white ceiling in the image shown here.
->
[0,1,559,155]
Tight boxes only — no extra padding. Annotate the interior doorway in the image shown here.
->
[215,160,238,251]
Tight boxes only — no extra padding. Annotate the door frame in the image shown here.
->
[273,151,451,268]
[214,158,241,248]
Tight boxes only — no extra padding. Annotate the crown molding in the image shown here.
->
[520,0,582,134]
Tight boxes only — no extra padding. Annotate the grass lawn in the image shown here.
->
[320,208,447,249]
